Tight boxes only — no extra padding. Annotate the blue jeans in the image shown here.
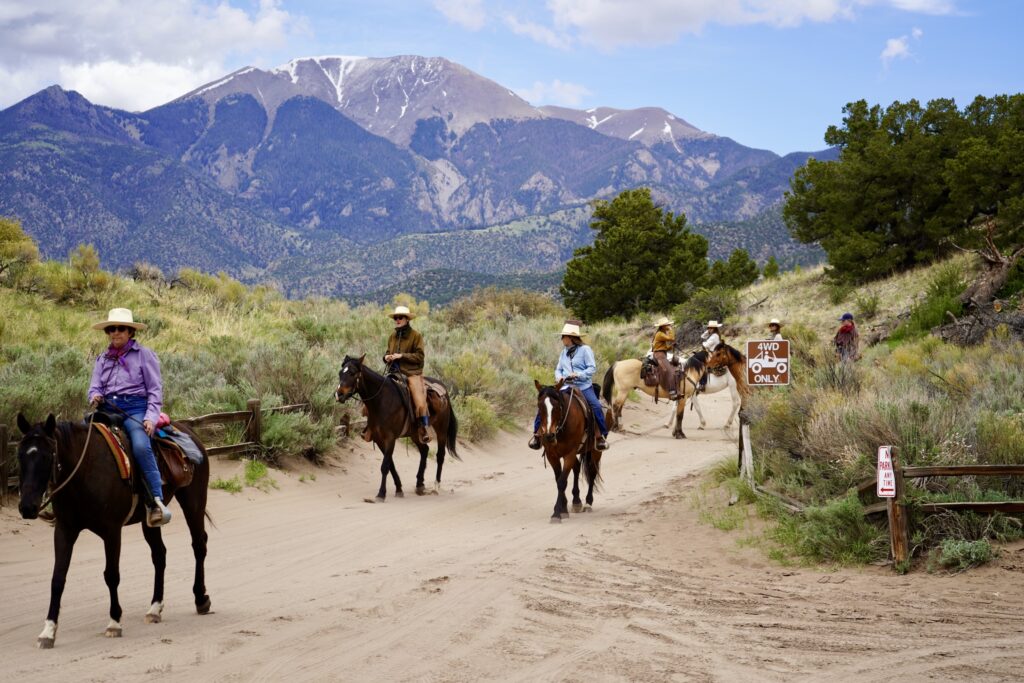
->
[105,395,163,502]
[533,385,608,437]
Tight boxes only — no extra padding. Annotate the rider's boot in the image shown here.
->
[596,434,609,451]
[418,415,431,443]
[146,498,172,527]
[528,433,542,450]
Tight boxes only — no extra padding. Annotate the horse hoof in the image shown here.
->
[584,505,593,512]
[698,426,706,430]
[572,504,583,513]
[416,486,426,496]
[144,613,161,624]
[105,627,122,638]
[673,432,685,439]
[560,512,570,520]
[550,516,562,524]
[196,597,212,615]
[395,491,404,498]
[38,637,54,649]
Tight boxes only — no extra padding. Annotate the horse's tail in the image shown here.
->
[601,363,615,403]
[582,448,602,491]
[446,400,462,461]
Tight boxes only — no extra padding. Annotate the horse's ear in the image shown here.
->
[17,412,32,435]
[358,354,366,365]
[44,414,57,436]
[534,379,542,392]
[554,378,565,391]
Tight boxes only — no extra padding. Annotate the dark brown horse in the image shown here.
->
[16,413,212,649]
[534,379,602,523]
[335,355,459,501]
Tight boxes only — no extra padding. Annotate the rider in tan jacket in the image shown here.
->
[384,306,431,442]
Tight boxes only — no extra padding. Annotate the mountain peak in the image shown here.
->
[540,104,708,147]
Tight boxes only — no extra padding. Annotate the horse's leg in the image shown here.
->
[663,400,675,429]
[38,523,80,648]
[613,386,629,433]
[390,456,404,498]
[673,398,686,439]
[433,419,447,494]
[571,459,583,513]
[177,486,211,614]
[141,523,167,623]
[548,456,564,523]
[101,530,124,638]
[693,391,707,429]
[415,440,428,495]
[557,455,575,520]
[376,441,397,502]
[585,449,601,510]
[724,378,741,429]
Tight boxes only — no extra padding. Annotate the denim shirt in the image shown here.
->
[555,344,596,390]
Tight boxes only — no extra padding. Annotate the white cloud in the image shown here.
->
[912,26,924,38]
[880,35,911,64]
[531,0,955,49]
[433,0,487,30]
[0,0,303,110]
[504,15,571,49]
[516,79,592,106]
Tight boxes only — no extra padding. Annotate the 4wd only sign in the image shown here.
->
[745,340,790,386]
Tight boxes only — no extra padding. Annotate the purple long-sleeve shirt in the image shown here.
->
[88,343,163,425]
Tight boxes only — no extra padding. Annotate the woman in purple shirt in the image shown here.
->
[88,308,170,527]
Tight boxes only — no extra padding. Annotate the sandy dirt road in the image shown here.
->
[2,391,1024,682]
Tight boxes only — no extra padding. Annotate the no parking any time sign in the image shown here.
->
[745,340,790,386]
[877,446,896,498]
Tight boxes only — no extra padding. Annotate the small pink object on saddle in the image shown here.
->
[156,412,171,428]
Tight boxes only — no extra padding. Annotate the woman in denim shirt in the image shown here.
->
[529,322,609,451]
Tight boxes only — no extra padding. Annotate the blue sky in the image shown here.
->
[1,0,1020,153]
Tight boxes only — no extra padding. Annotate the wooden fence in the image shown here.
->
[738,414,1024,570]
[0,399,309,507]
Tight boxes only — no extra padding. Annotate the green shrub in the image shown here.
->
[854,292,880,319]
[768,494,886,565]
[891,263,965,340]
[452,395,502,441]
[210,477,243,493]
[244,459,278,491]
[260,411,335,463]
[826,281,854,305]
[932,538,994,572]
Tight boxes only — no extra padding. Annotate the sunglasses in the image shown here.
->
[104,325,130,333]
[394,316,408,321]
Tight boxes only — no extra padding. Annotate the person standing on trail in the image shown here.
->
[651,316,679,401]
[768,319,784,342]
[383,305,431,443]
[834,312,860,362]
[529,322,609,452]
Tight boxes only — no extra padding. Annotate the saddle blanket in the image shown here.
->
[94,423,131,480]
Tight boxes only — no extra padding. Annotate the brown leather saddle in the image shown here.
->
[99,422,193,490]
[387,373,449,438]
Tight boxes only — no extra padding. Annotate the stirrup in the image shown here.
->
[596,436,609,451]
[418,425,431,443]
[146,499,172,528]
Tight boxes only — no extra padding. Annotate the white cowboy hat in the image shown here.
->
[92,307,147,331]
[654,316,673,328]
[388,305,416,320]
[706,320,722,328]
[558,322,586,340]
[768,318,782,326]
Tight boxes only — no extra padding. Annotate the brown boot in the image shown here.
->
[418,417,431,443]
[361,426,373,442]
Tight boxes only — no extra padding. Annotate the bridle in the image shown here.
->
[540,388,574,443]
[36,413,95,510]
[337,361,388,404]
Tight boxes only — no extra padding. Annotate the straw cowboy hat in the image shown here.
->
[654,316,673,328]
[388,305,416,320]
[768,318,782,327]
[558,322,586,341]
[92,307,147,331]
[706,320,722,328]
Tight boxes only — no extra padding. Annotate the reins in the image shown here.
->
[39,413,95,510]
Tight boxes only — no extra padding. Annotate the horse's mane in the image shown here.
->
[685,351,707,372]
[715,343,746,363]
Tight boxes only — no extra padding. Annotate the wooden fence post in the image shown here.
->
[0,424,8,507]
[246,399,262,447]
[887,448,910,568]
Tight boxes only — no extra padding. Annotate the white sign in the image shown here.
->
[877,446,896,498]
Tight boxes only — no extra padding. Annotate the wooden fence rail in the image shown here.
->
[1,399,311,506]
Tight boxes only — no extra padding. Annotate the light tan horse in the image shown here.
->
[600,353,707,439]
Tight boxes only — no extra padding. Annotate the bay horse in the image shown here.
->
[335,354,459,501]
[600,353,706,439]
[15,413,212,649]
[706,343,752,408]
[534,379,602,523]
